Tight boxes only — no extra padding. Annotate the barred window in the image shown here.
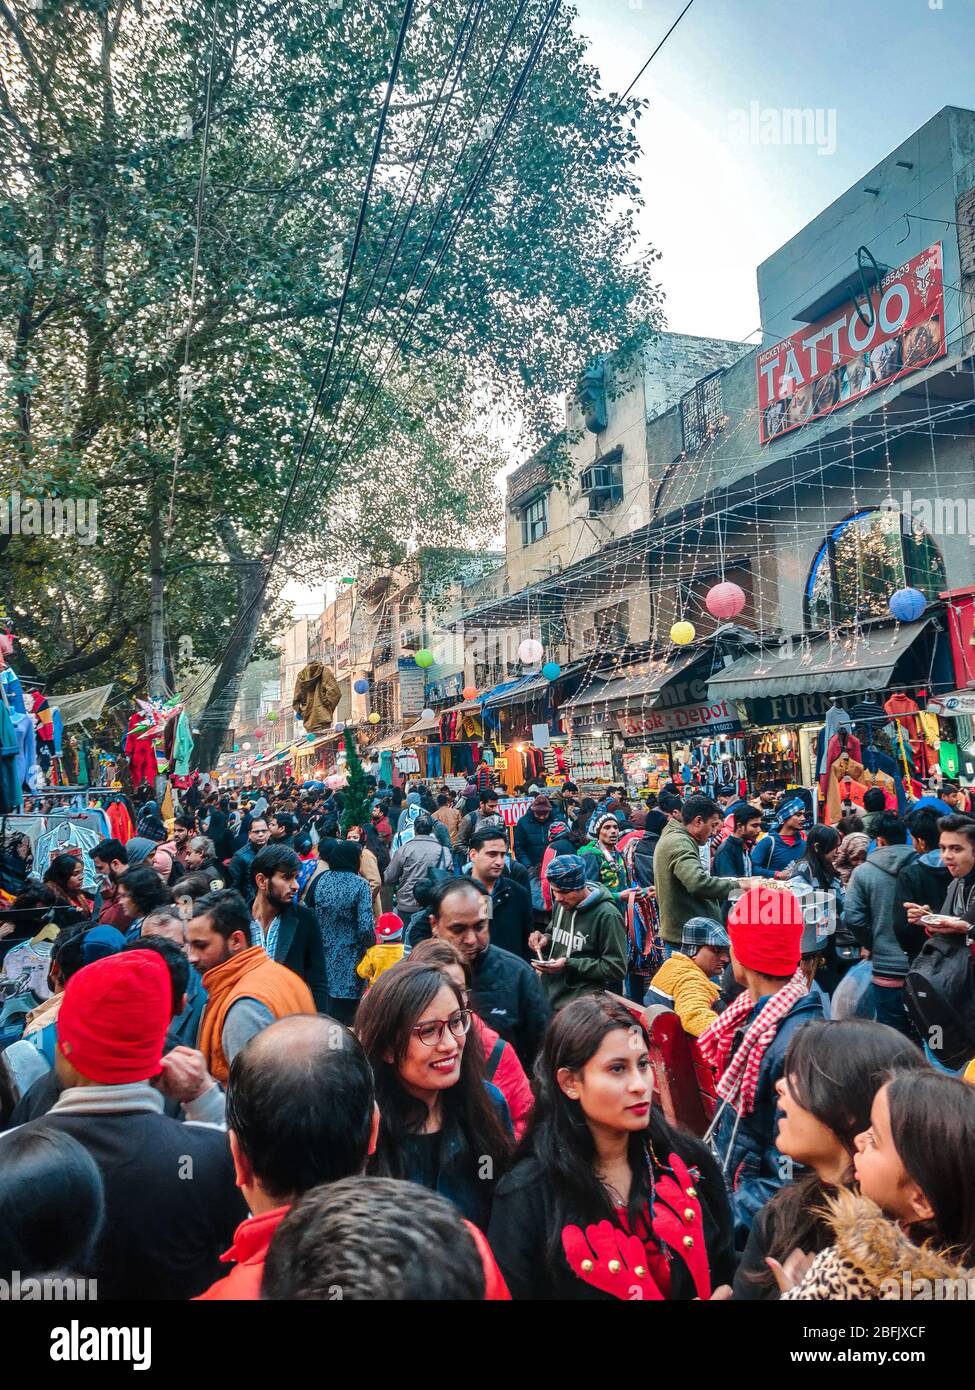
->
[680,371,725,453]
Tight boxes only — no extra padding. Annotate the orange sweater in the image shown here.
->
[199,947,316,1082]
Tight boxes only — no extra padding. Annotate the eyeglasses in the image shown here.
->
[411,1009,472,1048]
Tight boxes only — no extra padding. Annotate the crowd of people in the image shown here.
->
[1,767,974,1302]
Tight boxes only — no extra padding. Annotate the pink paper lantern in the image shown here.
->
[705,582,746,621]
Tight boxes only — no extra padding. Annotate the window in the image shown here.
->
[581,448,623,512]
[592,600,630,648]
[520,493,549,546]
[806,509,946,630]
[680,371,725,453]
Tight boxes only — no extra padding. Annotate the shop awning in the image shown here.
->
[708,620,931,701]
[562,652,700,714]
[53,683,114,726]
[480,674,550,709]
[405,714,439,736]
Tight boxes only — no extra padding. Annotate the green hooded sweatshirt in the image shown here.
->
[542,883,628,1009]
[652,818,739,945]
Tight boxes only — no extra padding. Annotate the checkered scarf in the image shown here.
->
[697,968,807,1116]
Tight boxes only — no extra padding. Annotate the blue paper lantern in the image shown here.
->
[306,731,316,741]
[888,587,927,622]
[353,678,370,694]
[541,661,562,681]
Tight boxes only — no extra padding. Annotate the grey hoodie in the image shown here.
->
[844,843,917,978]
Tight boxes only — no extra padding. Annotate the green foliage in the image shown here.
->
[339,732,372,835]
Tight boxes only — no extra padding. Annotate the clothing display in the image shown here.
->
[292,662,341,733]
[2,938,53,1000]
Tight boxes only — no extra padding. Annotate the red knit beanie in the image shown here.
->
[57,950,171,1084]
[727,886,803,977]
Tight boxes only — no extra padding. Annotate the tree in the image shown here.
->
[339,734,372,836]
[1,0,663,766]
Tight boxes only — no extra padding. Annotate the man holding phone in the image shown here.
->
[527,856,628,1009]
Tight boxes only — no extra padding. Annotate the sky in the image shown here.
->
[283,0,975,618]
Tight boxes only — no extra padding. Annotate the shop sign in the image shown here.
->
[758,242,945,445]
[618,700,741,739]
[426,672,463,704]
[398,657,426,714]
[743,692,863,725]
[928,691,975,717]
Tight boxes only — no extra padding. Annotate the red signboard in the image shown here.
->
[757,242,945,444]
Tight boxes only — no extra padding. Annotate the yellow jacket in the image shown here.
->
[964,1057,975,1086]
[647,951,720,1038]
[356,942,404,985]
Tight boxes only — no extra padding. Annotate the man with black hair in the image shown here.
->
[172,815,198,867]
[116,866,175,941]
[893,809,952,962]
[226,817,270,896]
[249,844,327,1009]
[262,1177,505,1300]
[456,787,503,858]
[188,889,316,1084]
[713,805,762,879]
[428,876,549,1064]
[845,812,917,1036]
[466,824,533,960]
[92,839,131,931]
[860,785,888,841]
[653,794,751,954]
[197,1015,379,1299]
[384,812,451,918]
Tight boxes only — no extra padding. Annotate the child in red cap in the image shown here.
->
[355,912,405,987]
[697,884,826,1251]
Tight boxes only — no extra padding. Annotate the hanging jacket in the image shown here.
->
[292,662,341,734]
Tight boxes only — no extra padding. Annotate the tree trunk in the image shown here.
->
[148,505,166,700]
[193,558,267,773]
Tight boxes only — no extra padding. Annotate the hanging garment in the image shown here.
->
[884,693,937,779]
[2,939,54,1000]
[819,732,863,799]
[106,798,136,843]
[173,711,195,776]
[76,740,89,786]
[50,707,63,757]
[825,753,866,824]
[940,741,960,777]
[124,713,159,788]
[0,700,22,812]
[34,821,102,893]
[378,750,394,786]
[11,711,37,792]
[292,662,342,733]
[440,746,452,775]
[30,688,53,739]
[394,749,420,776]
[426,744,442,778]
[1,667,27,716]
[861,746,908,813]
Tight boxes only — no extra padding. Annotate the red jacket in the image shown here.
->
[195,1204,511,1300]
[475,1016,533,1141]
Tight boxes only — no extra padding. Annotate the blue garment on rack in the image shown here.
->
[51,707,63,757]
[378,750,394,786]
[0,667,26,716]
[452,743,475,775]
[11,712,35,790]
[0,701,24,812]
[426,743,442,778]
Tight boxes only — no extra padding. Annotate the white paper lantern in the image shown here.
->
[518,638,543,664]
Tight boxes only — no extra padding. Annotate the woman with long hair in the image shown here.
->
[308,838,375,1024]
[356,961,513,1229]
[734,1018,928,1298]
[487,994,735,1300]
[785,823,854,992]
[43,853,93,927]
[408,938,533,1140]
[781,1069,975,1298]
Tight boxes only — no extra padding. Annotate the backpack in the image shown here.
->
[904,934,975,1070]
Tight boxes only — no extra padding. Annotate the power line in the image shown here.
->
[612,0,695,110]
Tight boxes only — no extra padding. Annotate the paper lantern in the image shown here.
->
[334,721,345,733]
[353,677,370,695]
[888,587,927,622]
[705,581,746,620]
[306,732,316,741]
[462,685,478,701]
[254,729,265,740]
[541,662,561,681]
[266,710,278,722]
[518,638,543,664]
[415,648,434,668]
[242,741,252,751]
[368,712,381,724]
[670,621,696,646]
[421,707,435,721]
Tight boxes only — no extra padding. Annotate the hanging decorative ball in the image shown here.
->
[415,648,434,668]
[242,741,252,751]
[306,732,316,741]
[705,582,746,621]
[888,587,927,622]
[462,685,478,701]
[254,730,265,740]
[353,678,370,695]
[421,707,435,721]
[334,721,345,734]
[266,710,278,722]
[518,638,544,664]
[670,621,696,646]
[368,712,381,724]
[541,661,562,681]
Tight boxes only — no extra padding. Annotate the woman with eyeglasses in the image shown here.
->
[356,961,514,1229]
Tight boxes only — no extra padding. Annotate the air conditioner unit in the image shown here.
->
[582,628,596,647]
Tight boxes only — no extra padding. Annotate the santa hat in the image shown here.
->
[376,912,404,943]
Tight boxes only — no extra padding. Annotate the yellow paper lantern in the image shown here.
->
[368,712,381,724]
[670,620,696,646]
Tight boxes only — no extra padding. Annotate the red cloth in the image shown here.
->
[124,713,159,788]
[195,1206,289,1300]
[195,1204,511,1301]
[106,800,136,842]
[818,731,863,797]
[58,950,170,1084]
[726,884,803,977]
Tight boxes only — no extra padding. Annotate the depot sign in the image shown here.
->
[757,242,945,445]
[570,700,742,740]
